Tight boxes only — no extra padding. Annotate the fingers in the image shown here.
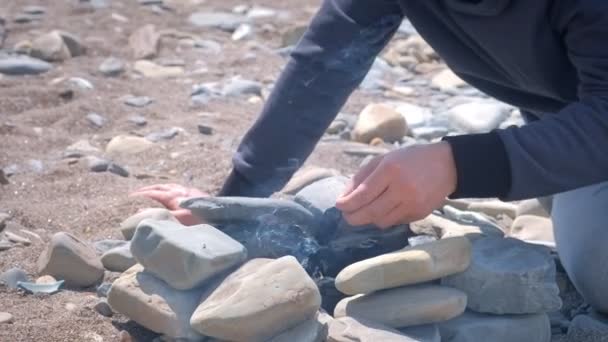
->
[130,183,183,195]
[129,189,178,209]
[376,203,409,229]
[342,187,400,226]
[171,209,203,226]
[336,162,391,213]
[340,156,383,198]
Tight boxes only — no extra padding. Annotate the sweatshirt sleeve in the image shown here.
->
[219,0,404,197]
[445,3,608,200]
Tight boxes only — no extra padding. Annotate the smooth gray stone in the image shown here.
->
[295,176,349,219]
[86,113,106,127]
[98,57,125,76]
[439,310,551,342]
[181,196,315,227]
[130,219,247,290]
[145,127,180,142]
[188,12,246,31]
[442,237,562,314]
[328,317,440,342]
[567,313,608,342]
[127,115,147,126]
[94,299,113,317]
[22,5,46,15]
[0,268,29,289]
[96,282,112,298]
[101,243,136,272]
[87,156,110,172]
[197,124,213,135]
[107,163,129,177]
[221,78,262,97]
[0,240,12,251]
[124,96,153,107]
[93,239,128,256]
[0,56,52,75]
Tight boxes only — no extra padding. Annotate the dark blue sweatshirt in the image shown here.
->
[220,0,608,201]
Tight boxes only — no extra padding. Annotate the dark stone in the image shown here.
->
[197,124,213,135]
[108,163,129,177]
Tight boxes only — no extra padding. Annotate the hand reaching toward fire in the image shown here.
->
[129,184,208,225]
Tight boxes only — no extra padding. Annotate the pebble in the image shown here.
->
[96,282,112,298]
[567,313,608,342]
[108,264,205,341]
[188,12,247,31]
[108,163,129,177]
[352,103,408,143]
[439,310,551,342]
[31,31,71,62]
[120,208,177,240]
[334,284,467,328]
[328,317,440,342]
[128,115,147,126]
[281,167,339,195]
[129,24,160,60]
[221,77,263,97]
[86,113,106,128]
[68,77,94,90]
[0,55,52,75]
[447,101,511,134]
[193,39,222,54]
[232,23,253,41]
[133,60,184,78]
[22,5,46,15]
[0,169,8,185]
[442,237,562,314]
[106,135,154,155]
[101,242,136,272]
[197,124,213,135]
[0,241,11,251]
[37,232,105,287]
[99,57,125,76]
[0,267,30,289]
[431,69,466,92]
[509,215,554,245]
[93,239,128,255]
[190,257,321,341]
[5,231,31,245]
[335,237,471,295]
[246,6,277,20]
[64,139,100,158]
[124,95,153,108]
[0,312,14,324]
[94,299,113,317]
[130,219,247,290]
[145,127,180,142]
[36,275,57,284]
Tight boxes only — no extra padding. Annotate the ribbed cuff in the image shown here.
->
[442,131,511,198]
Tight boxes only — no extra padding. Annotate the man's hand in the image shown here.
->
[335,142,457,229]
[129,184,208,226]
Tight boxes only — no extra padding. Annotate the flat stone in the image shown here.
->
[221,77,262,97]
[67,76,94,90]
[93,239,128,255]
[101,243,136,272]
[282,167,340,195]
[128,115,147,127]
[439,310,551,342]
[108,163,129,177]
[64,139,100,158]
[334,284,467,328]
[94,299,113,317]
[567,313,608,342]
[467,200,517,219]
[0,267,29,289]
[99,57,125,76]
[447,101,511,134]
[410,214,504,241]
[86,113,106,128]
[120,208,177,240]
[31,31,71,62]
[129,24,159,59]
[130,219,247,290]
[22,5,46,14]
[328,317,440,342]
[268,311,329,342]
[134,60,184,78]
[509,215,554,245]
[190,256,321,341]
[516,198,550,218]
[295,176,349,220]
[0,312,13,324]
[335,237,472,295]
[123,95,153,108]
[145,127,180,142]
[188,12,247,31]
[108,264,205,340]
[352,104,408,143]
[37,232,104,288]
[442,237,561,314]
[0,240,11,251]
[181,196,315,227]
[0,56,52,75]
[106,135,154,155]
[5,231,31,245]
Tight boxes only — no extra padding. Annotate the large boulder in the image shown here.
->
[335,237,471,295]
[37,232,104,287]
[190,257,321,341]
[439,310,551,342]
[108,265,205,341]
[334,284,467,328]
[442,237,561,314]
[130,219,246,290]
